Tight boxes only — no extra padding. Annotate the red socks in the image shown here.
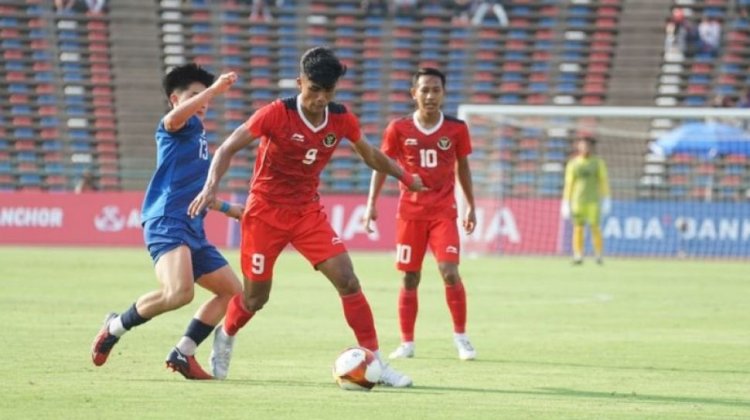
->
[445,281,467,334]
[224,294,255,336]
[340,291,379,351]
[398,288,418,342]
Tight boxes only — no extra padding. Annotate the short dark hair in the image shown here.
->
[163,63,215,98]
[412,67,446,88]
[300,47,347,90]
[578,136,597,146]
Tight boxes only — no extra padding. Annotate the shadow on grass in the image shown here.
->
[130,377,750,408]
[413,385,750,408]
[417,356,750,376]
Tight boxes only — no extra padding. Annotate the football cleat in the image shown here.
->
[91,312,120,366]
[378,363,413,388]
[454,335,476,361]
[388,342,415,359]
[209,325,235,380]
[165,348,213,380]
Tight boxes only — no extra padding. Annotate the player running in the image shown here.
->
[560,136,612,265]
[188,47,424,387]
[363,67,478,361]
[91,64,243,379]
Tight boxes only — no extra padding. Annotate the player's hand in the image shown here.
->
[362,204,378,234]
[188,188,216,219]
[407,174,428,192]
[226,203,244,221]
[210,72,238,95]
[463,205,476,235]
[601,197,612,216]
[560,199,571,220]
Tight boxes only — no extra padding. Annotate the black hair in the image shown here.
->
[412,67,446,88]
[578,136,597,146]
[300,47,347,90]
[162,63,215,98]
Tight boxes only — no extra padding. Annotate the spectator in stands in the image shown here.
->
[75,171,97,193]
[698,16,721,55]
[471,0,508,27]
[664,8,689,60]
[54,0,77,14]
[85,0,106,15]
[250,0,272,22]
[449,0,474,25]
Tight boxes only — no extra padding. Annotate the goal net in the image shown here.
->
[456,105,750,258]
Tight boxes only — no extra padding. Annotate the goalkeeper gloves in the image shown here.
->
[601,197,612,216]
[560,200,571,219]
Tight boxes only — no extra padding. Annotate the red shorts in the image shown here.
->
[240,196,347,281]
[395,218,460,272]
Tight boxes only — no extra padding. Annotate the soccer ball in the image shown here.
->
[332,346,382,391]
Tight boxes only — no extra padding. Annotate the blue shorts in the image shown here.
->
[142,216,228,281]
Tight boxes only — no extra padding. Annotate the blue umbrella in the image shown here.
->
[650,122,750,158]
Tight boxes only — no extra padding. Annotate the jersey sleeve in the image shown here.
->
[342,111,362,144]
[562,159,574,201]
[244,101,279,139]
[456,122,472,158]
[380,121,399,158]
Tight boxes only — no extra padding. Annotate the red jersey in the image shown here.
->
[245,96,361,206]
[382,112,472,220]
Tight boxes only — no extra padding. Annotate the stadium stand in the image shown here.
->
[0,0,118,191]
[1,0,746,201]
[642,0,749,201]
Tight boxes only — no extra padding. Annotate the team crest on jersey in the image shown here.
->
[323,133,337,148]
[437,137,452,150]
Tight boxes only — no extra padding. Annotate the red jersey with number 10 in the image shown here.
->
[382,112,472,220]
[244,96,361,206]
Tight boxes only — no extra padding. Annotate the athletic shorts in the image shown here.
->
[395,218,460,272]
[142,216,228,281]
[572,202,601,227]
[240,197,347,281]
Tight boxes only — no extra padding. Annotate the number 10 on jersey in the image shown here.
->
[419,149,437,168]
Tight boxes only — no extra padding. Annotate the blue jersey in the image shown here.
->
[141,115,210,229]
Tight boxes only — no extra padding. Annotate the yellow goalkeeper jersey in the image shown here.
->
[563,155,610,206]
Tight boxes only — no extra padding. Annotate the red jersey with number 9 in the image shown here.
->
[244,96,361,206]
[382,113,472,220]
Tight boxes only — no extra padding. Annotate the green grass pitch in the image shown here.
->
[0,247,748,419]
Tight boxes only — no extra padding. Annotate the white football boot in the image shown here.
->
[209,325,235,380]
[388,342,415,359]
[379,363,413,388]
[454,334,476,361]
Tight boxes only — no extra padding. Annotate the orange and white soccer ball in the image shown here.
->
[332,346,382,391]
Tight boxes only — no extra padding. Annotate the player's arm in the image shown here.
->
[209,200,244,220]
[188,124,256,218]
[560,160,574,219]
[363,171,387,233]
[456,156,476,234]
[351,135,426,192]
[163,72,237,132]
[598,158,612,215]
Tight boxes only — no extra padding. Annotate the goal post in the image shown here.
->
[455,105,750,258]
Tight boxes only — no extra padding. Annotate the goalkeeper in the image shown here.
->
[561,136,611,265]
